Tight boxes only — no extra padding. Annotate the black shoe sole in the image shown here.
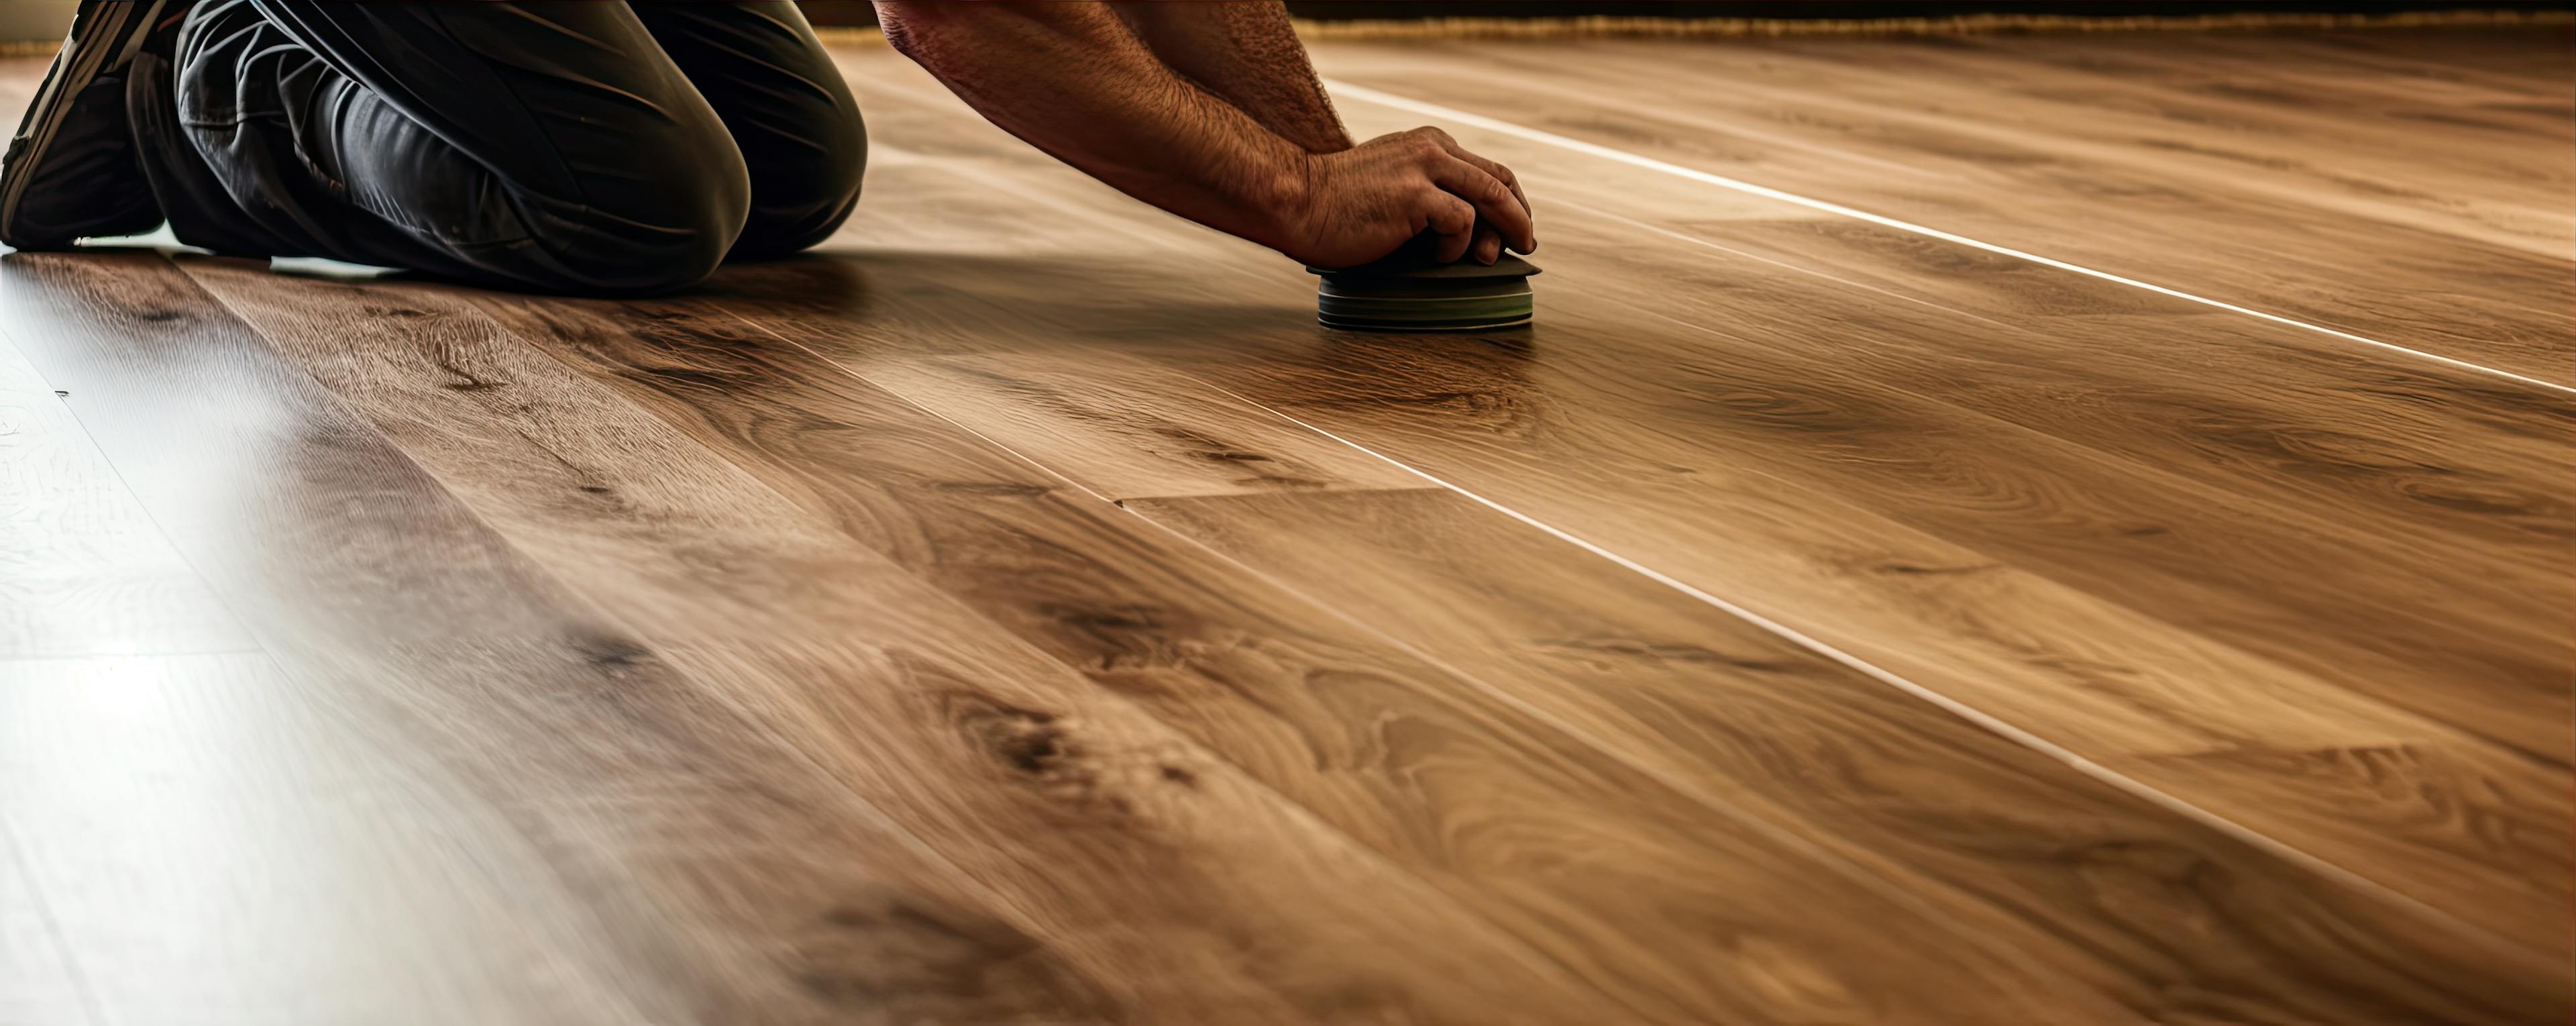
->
[0,0,176,247]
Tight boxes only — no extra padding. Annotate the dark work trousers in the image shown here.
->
[131,0,867,295]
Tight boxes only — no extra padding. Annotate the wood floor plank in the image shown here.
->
[176,256,1653,1026]
[0,252,1132,1025]
[1270,205,2573,766]
[1304,31,2575,384]
[1189,331,2576,959]
[751,262,2573,1015]
[0,336,250,658]
[812,50,2573,962]
[477,268,2568,1025]
[1246,205,2573,759]
[837,333,2575,990]
[466,277,2165,1024]
[1122,486,2572,1023]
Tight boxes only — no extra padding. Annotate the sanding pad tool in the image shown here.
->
[1307,252,1540,332]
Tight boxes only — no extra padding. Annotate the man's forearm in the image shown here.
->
[875,2,1309,250]
[1109,2,1352,154]
[877,1,1537,270]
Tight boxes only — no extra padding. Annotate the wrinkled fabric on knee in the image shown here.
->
[161,0,775,294]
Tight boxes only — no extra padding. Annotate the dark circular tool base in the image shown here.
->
[1316,275,1534,331]
[1318,312,1532,331]
[1308,252,1542,334]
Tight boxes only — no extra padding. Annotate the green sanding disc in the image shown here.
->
[1307,252,1541,333]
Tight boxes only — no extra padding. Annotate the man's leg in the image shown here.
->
[629,2,866,261]
[138,0,751,295]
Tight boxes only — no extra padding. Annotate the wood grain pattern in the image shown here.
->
[824,48,2575,963]
[1305,29,2576,382]
[484,272,2566,1024]
[1199,331,2576,959]
[1220,205,2575,755]
[464,280,2166,1025]
[1124,486,2572,1021]
[0,252,1130,1025]
[178,256,1658,1026]
[1277,162,2576,760]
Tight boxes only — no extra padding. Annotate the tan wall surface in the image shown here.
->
[0,1,76,42]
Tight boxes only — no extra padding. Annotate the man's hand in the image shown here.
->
[1283,127,1537,270]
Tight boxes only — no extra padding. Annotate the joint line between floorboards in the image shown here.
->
[1320,79,2576,398]
[712,306,1721,1022]
[1199,378,2551,961]
[710,278,2545,963]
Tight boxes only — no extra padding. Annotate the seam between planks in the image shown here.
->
[677,304,1680,1023]
[1320,79,2576,398]
[818,74,2556,960]
[746,293,2551,966]
[835,72,2565,964]
[1199,383,2553,964]
[733,314,2106,995]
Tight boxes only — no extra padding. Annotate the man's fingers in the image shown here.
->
[1427,158,1536,255]
[1438,142,1532,219]
[1472,225,1503,265]
[1422,191,1476,262]
[1497,167,1531,230]
[1429,136,1536,252]
[1488,162,1534,253]
[1464,154,1533,246]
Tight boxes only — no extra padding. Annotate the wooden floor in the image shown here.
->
[3,23,2570,1026]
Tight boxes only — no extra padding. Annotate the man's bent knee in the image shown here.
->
[731,109,867,262]
[519,147,751,296]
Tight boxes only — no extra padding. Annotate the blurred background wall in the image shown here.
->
[0,1,77,42]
